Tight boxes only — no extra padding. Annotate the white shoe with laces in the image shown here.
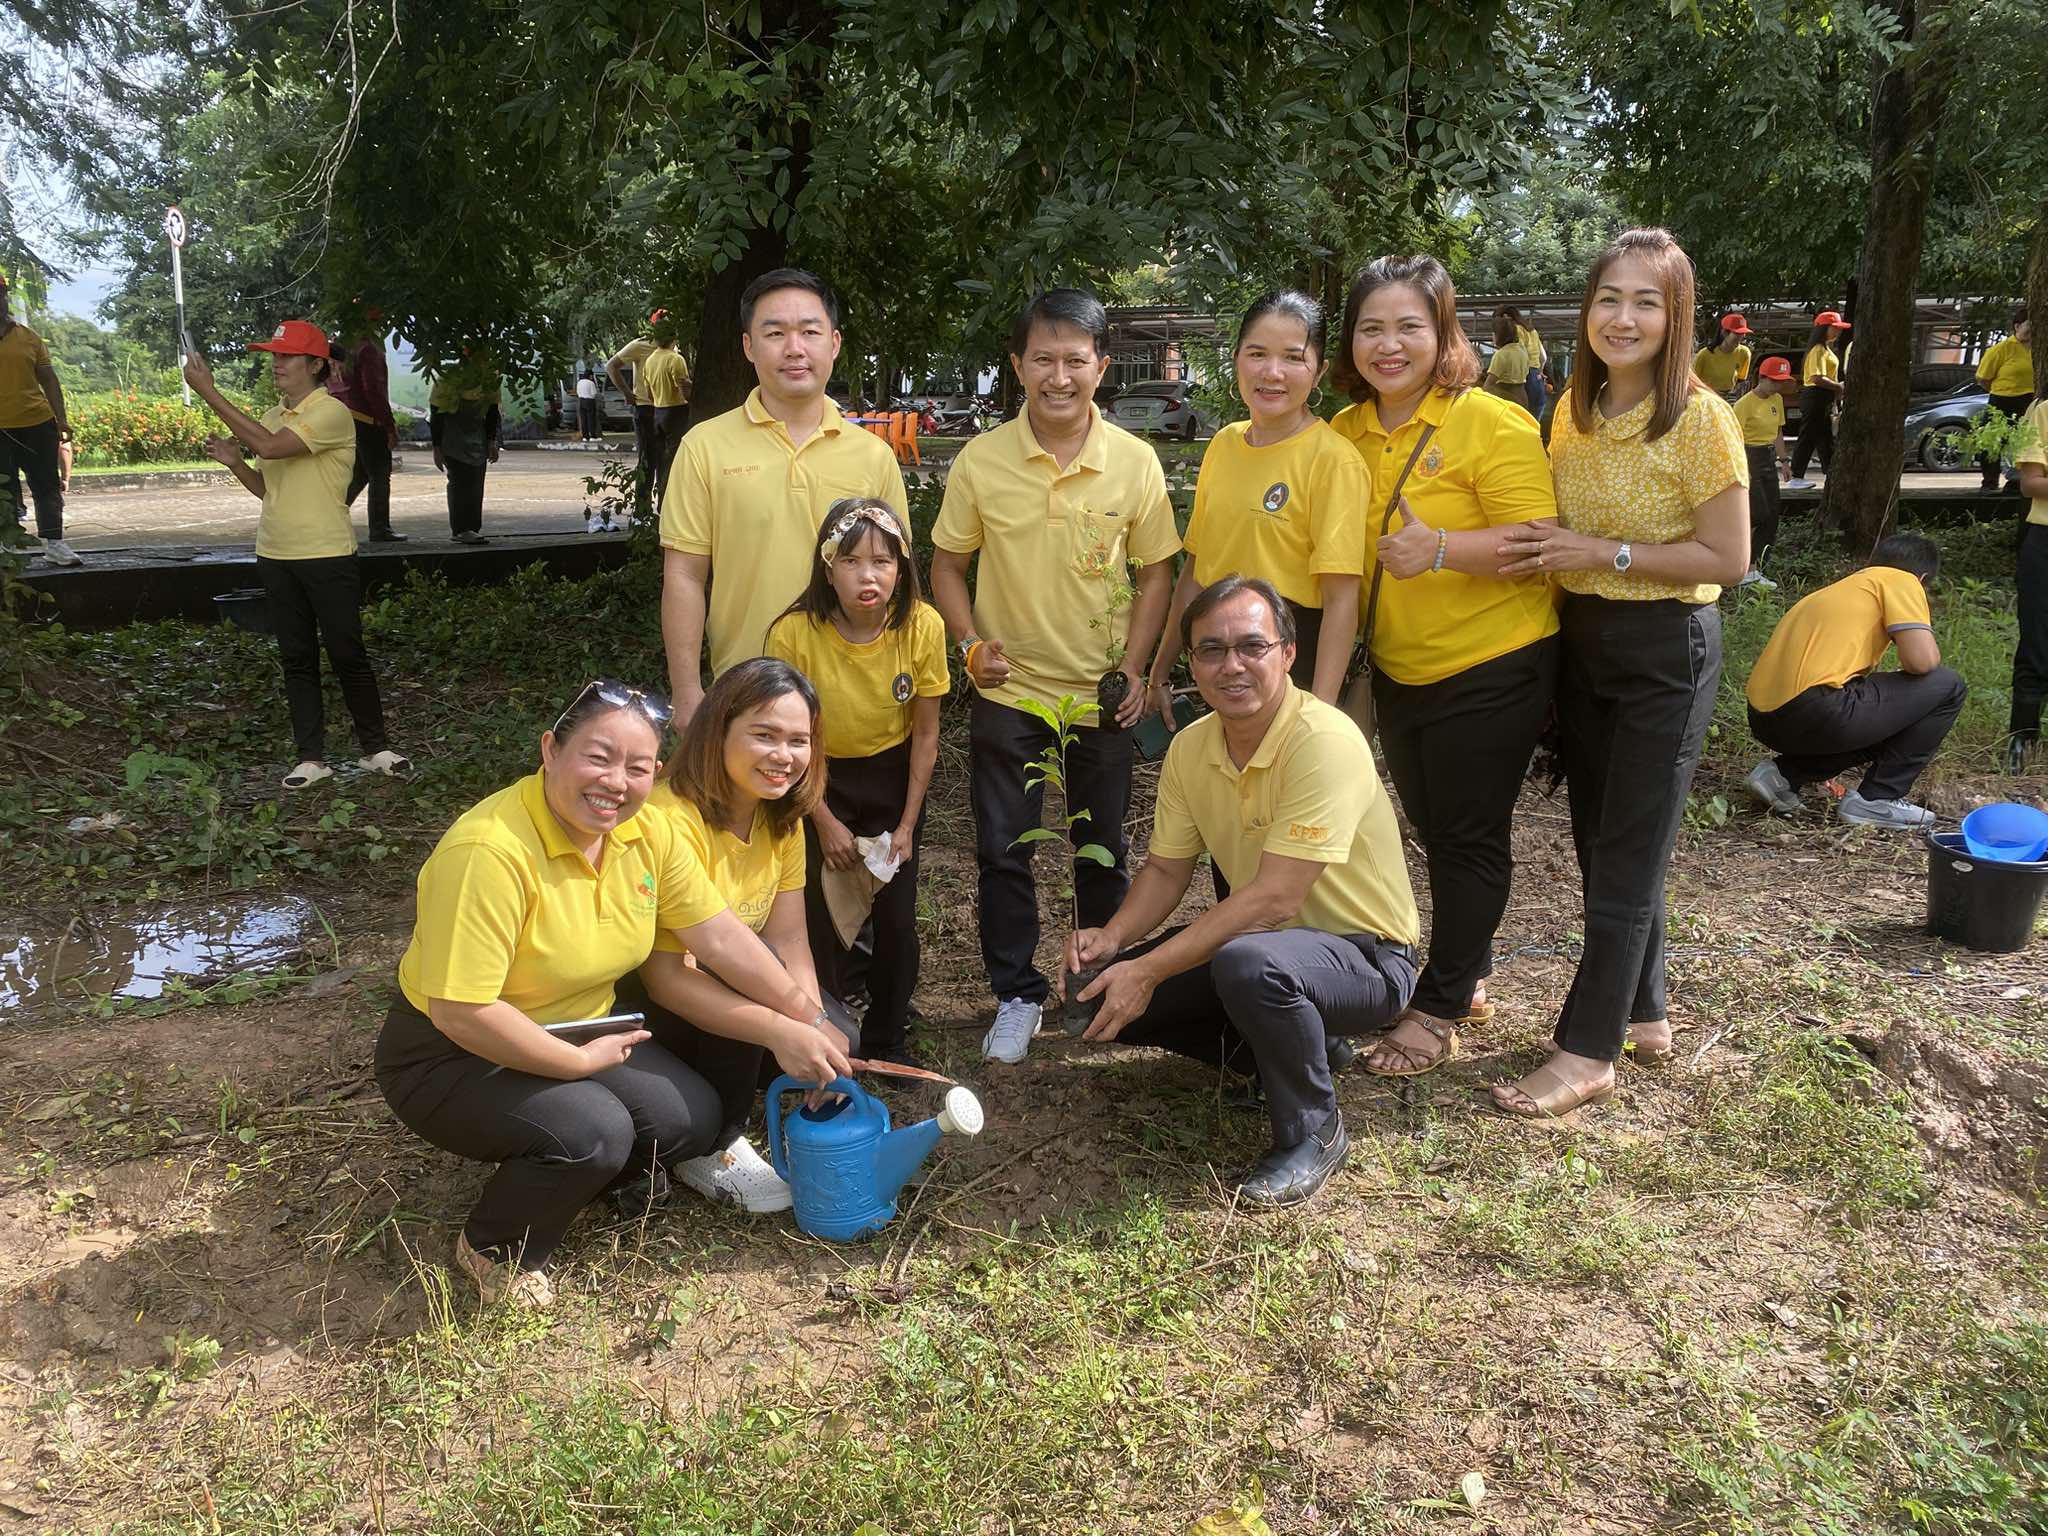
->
[40,538,82,567]
[982,996,1042,1064]
[1837,790,1935,829]
[676,1134,793,1214]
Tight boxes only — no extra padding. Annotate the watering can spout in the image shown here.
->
[873,1086,983,1204]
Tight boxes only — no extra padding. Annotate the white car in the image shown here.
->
[1104,380,1214,440]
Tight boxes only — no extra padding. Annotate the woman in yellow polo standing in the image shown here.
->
[1329,255,1560,1079]
[1787,310,1849,487]
[184,322,406,790]
[1493,228,1749,1117]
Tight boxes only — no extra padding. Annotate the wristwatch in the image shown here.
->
[1612,542,1633,573]
[957,635,981,664]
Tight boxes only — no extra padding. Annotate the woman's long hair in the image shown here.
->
[664,658,823,837]
[1329,254,1480,404]
[771,498,921,639]
[1567,227,1700,443]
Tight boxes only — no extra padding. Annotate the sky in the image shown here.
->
[44,263,121,320]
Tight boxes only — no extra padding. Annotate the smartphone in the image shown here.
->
[180,325,199,361]
[542,1011,647,1041]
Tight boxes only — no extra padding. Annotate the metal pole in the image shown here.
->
[172,241,189,405]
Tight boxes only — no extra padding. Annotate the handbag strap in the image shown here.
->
[1357,417,1440,660]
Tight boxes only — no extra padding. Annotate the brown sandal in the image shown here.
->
[1458,981,1495,1025]
[1364,1010,1459,1078]
[1625,1019,1675,1065]
[1488,1058,1618,1119]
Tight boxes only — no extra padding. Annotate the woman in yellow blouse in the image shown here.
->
[1329,255,1560,1079]
[1492,228,1749,1117]
[375,681,849,1307]
[628,657,859,1212]
[1787,310,1849,487]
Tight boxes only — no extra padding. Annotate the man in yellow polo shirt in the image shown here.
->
[0,266,80,566]
[606,307,667,517]
[1744,533,1962,827]
[639,317,692,506]
[660,268,907,721]
[1975,304,2034,494]
[1063,577,1419,1207]
[930,288,1180,1063]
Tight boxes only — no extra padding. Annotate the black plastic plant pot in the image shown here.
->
[1095,670,1130,726]
[1063,965,1105,1035]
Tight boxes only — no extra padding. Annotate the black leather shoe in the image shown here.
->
[1326,1036,1359,1074]
[1234,1111,1350,1208]
[368,528,408,542]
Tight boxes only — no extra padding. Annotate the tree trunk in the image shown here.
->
[688,0,829,422]
[1824,0,1952,549]
[2029,197,2048,388]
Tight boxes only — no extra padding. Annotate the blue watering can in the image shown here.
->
[763,1075,984,1242]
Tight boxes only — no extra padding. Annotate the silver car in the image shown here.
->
[1104,380,1214,440]
[1902,385,1993,471]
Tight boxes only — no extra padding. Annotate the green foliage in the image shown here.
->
[68,388,247,465]
[1012,696,1115,926]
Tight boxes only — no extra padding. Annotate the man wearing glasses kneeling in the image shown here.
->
[1062,576,1420,1207]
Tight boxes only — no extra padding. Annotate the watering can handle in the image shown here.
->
[762,1075,863,1181]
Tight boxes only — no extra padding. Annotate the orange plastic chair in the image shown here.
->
[892,411,921,466]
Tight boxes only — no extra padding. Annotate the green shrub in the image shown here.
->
[69,388,255,466]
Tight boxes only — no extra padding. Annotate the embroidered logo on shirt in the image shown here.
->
[1416,445,1446,478]
[892,671,914,704]
[636,872,659,912]
[721,463,763,477]
[1288,822,1331,843]
[1261,482,1291,514]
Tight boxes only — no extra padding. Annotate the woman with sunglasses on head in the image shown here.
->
[375,679,849,1309]
[1492,228,1748,1118]
[765,500,949,1066]
[626,658,861,1213]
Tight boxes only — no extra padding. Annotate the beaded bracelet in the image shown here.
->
[1431,528,1448,574]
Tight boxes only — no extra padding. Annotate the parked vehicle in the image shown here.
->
[1104,380,1214,441]
[902,393,997,435]
[554,373,635,432]
[1904,384,1993,472]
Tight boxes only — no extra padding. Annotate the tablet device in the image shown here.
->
[542,1011,647,1041]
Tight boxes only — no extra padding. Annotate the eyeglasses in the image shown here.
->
[553,678,674,736]
[1190,637,1283,667]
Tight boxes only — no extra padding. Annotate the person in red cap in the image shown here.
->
[1732,355,1798,586]
[1692,311,1753,398]
[1787,310,1849,488]
[329,299,404,542]
[0,265,81,566]
[605,307,671,519]
[184,321,408,789]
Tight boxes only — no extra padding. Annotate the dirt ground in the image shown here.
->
[2,742,2046,1532]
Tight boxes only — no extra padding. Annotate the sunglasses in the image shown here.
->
[553,678,674,736]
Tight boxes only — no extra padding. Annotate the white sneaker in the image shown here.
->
[676,1134,792,1214]
[1738,570,1777,591]
[1746,759,1802,816]
[282,759,333,789]
[40,538,82,567]
[1838,790,1935,830]
[982,996,1042,1064]
[358,749,411,775]
[584,512,603,534]
[1784,479,1817,491]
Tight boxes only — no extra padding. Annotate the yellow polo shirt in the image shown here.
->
[932,407,1180,712]
[644,782,805,947]
[2018,400,2048,527]
[1549,387,1748,604]
[1731,389,1786,448]
[1693,344,1752,394]
[1151,685,1418,946]
[1487,342,1531,387]
[1333,387,1559,686]
[1516,325,1547,371]
[641,347,690,409]
[662,389,909,677]
[1978,337,2035,399]
[0,323,55,428]
[255,387,359,560]
[764,602,950,759]
[1746,567,1932,713]
[397,772,727,1024]
[608,336,657,399]
[1802,345,1840,387]
[1181,419,1368,609]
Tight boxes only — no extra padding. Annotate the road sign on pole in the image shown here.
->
[165,207,190,404]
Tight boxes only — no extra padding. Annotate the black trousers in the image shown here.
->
[802,740,923,1051]
[1744,443,1781,565]
[345,419,394,535]
[1554,595,1720,1062]
[969,693,1133,1003]
[1981,392,2035,490]
[1373,635,1559,1018]
[1790,385,1834,478]
[633,403,659,514]
[577,398,600,439]
[1285,598,1322,690]
[375,998,725,1270]
[2013,522,2048,738]
[1116,925,1416,1146]
[0,419,64,538]
[653,405,690,506]
[257,554,389,762]
[1750,669,1965,802]
[445,459,487,536]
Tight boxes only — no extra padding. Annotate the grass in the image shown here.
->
[70,459,225,476]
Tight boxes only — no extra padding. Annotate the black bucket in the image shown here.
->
[1926,831,2048,953]
[212,587,272,636]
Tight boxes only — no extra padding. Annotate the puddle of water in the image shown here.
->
[0,897,324,1018]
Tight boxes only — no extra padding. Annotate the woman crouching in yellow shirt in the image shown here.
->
[1493,228,1749,1118]
[376,681,849,1308]
[624,658,861,1213]
[1328,255,1560,1080]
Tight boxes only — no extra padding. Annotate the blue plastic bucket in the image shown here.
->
[1961,802,2048,863]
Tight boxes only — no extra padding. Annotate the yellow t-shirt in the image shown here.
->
[1516,325,1547,371]
[640,347,691,409]
[0,323,55,429]
[662,389,910,678]
[644,782,805,947]
[608,336,657,400]
[1693,344,1752,394]
[2017,400,2048,527]
[1181,419,1368,609]
[1730,389,1786,448]
[932,408,1181,712]
[1549,387,1748,604]
[1746,567,1933,713]
[255,387,358,560]
[1487,342,1531,387]
[764,602,950,759]
[1977,337,2036,399]
[1802,345,1840,387]
[397,772,727,1024]
[1151,685,1419,946]
[1332,387,1559,686]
